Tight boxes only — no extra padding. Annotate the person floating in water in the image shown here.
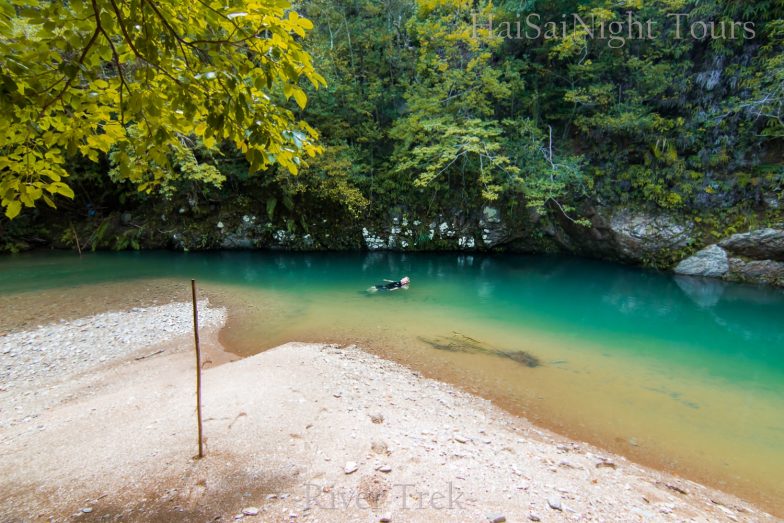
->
[369,276,410,292]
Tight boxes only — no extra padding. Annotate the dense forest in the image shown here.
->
[1,0,783,265]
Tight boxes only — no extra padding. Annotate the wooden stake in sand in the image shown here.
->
[191,279,204,459]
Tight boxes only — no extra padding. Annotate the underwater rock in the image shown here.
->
[418,333,540,368]
[497,350,540,368]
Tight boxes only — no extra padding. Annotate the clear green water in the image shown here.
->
[1,251,783,513]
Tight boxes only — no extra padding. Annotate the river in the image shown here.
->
[1,251,782,515]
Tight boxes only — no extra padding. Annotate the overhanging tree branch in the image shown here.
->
[39,27,100,116]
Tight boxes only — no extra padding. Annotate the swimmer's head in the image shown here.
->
[401,276,410,285]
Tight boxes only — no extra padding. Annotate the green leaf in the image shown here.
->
[42,195,57,209]
[292,89,307,110]
[5,200,21,219]
[52,183,75,199]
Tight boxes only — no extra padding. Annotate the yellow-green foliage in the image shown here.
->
[4,0,783,246]
[0,0,325,218]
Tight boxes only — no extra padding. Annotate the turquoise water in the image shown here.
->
[1,251,783,512]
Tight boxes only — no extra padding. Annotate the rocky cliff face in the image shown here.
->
[354,205,696,263]
[251,204,782,287]
[8,196,783,288]
[548,211,784,288]
[547,206,694,265]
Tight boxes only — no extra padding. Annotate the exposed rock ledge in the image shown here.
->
[675,228,784,287]
[552,207,693,263]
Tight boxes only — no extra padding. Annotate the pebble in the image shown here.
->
[0,301,226,389]
[379,514,392,522]
[344,461,358,474]
[488,515,506,523]
[242,507,260,516]
[528,514,541,522]
[378,465,392,473]
[547,496,563,511]
[454,434,468,444]
[81,507,93,514]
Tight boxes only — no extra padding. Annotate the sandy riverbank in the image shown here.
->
[0,302,777,522]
